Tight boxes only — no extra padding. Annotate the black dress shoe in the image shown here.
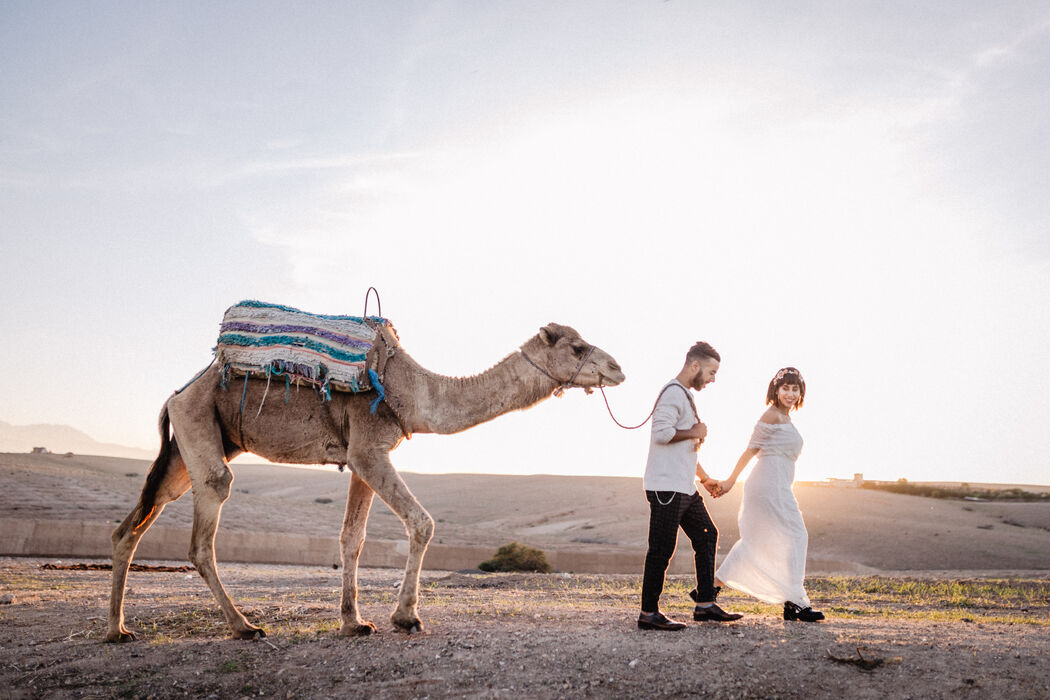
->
[637,611,687,631]
[784,602,824,622]
[693,603,743,622]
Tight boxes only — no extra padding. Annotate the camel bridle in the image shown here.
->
[520,344,597,397]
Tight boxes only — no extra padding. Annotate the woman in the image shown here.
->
[714,367,824,622]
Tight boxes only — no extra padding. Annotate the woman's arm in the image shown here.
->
[718,447,760,495]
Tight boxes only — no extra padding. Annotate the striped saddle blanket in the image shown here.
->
[215,300,395,396]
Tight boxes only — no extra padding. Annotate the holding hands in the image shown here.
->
[699,476,736,498]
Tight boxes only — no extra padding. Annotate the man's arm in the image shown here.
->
[652,390,707,446]
[696,461,721,496]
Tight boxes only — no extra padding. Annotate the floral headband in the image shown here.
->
[774,367,803,384]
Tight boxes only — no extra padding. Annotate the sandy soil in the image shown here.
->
[3,453,1050,698]
[2,558,1049,699]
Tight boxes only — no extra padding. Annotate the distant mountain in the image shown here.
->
[0,420,154,460]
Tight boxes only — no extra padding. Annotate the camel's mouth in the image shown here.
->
[599,369,626,387]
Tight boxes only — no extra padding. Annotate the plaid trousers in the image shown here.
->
[640,490,718,612]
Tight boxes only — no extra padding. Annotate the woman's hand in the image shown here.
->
[717,479,736,496]
[700,476,722,497]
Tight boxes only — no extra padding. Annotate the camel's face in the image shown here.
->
[537,323,625,389]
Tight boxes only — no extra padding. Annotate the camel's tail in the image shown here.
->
[133,405,174,531]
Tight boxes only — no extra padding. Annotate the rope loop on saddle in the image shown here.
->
[363,286,382,319]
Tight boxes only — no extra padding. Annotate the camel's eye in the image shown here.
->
[571,343,589,357]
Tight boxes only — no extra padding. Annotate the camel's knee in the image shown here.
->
[204,468,233,499]
[410,512,435,547]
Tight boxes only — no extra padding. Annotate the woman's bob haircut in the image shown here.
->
[766,367,805,410]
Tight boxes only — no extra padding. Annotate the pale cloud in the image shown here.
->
[973,17,1050,68]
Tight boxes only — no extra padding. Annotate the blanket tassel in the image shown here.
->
[368,369,386,414]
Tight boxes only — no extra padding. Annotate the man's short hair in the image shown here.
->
[686,341,720,364]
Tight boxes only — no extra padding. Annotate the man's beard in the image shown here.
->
[690,375,707,390]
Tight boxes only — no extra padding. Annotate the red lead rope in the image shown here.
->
[599,382,699,433]
[598,385,657,430]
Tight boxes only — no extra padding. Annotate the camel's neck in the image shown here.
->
[387,349,558,435]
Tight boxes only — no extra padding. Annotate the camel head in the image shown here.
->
[522,323,625,395]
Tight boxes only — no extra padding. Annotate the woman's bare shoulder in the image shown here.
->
[758,407,789,425]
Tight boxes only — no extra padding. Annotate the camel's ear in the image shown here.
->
[538,324,560,346]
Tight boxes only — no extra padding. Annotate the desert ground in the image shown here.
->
[1,452,1049,698]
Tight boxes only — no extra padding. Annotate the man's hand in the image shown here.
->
[716,479,736,497]
[688,422,707,452]
[700,476,722,498]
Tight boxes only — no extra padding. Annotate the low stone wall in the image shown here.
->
[0,519,688,574]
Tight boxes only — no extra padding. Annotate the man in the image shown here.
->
[637,341,743,630]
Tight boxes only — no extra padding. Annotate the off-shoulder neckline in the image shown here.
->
[757,420,793,427]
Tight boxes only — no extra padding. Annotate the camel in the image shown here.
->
[106,322,624,642]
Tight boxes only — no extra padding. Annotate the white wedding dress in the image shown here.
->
[716,421,811,607]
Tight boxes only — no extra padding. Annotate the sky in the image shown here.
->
[1,1,1048,486]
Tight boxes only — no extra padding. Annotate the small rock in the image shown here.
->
[0,594,14,605]
[629,659,640,669]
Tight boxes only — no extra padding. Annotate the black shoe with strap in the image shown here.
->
[689,586,743,622]
[637,611,687,631]
[783,602,824,622]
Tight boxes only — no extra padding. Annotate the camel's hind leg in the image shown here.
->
[106,444,191,642]
[338,472,377,636]
[170,401,264,639]
[350,448,434,634]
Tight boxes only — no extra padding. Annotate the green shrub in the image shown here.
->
[478,542,552,573]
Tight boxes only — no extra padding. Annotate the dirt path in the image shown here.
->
[2,558,1049,698]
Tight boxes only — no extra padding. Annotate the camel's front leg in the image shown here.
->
[351,449,434,634]
[338,472,377,636]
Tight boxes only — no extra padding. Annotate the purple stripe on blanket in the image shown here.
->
[219,321,374,349]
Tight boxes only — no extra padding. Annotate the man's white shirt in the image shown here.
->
[643,380,700,495]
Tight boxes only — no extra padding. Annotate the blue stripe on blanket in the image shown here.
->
[217,333,368,363]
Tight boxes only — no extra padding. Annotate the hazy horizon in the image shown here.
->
[4,417,1049,489]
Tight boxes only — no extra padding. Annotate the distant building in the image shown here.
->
[824,476,861,488]
[31,446,50,454]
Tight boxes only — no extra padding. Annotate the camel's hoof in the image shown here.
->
[104,630,137,643]
[340,621,377,637]
[393,619,425,635]
[232,626,266,640]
